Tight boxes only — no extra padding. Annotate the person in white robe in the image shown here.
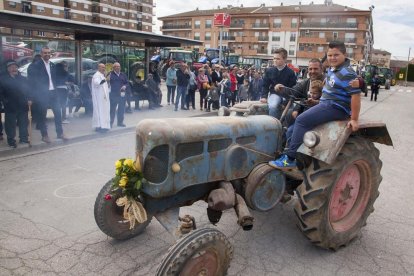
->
[91,63,111,132]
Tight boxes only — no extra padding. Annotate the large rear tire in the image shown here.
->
[94,179,152,240]
[294,137,382,250]
[156,228,233,276]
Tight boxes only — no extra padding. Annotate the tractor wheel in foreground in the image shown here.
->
[294,137,382,250]
[94,179,152,240]
[156,228,233,276]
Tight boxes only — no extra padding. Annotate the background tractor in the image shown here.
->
[94,101,392,275]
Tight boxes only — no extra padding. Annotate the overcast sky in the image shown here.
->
[155,0,413,60]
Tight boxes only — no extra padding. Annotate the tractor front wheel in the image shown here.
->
[156,228,233,276]
[94,179,152,240]
[294,137,382,250]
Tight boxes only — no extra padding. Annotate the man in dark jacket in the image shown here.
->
[175,63,190,111]
[260,48,297,118]
[274,58,325,99]
[109,62,129,127]
[28,47,67,143]
[0,61,31,148]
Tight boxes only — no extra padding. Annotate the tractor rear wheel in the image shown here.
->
[156,228,233,276]
[94,179,152,240]
[294,137,382,250]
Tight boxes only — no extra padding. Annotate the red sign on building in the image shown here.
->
[214,13,231,27]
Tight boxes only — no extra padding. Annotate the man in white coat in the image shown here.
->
[91,63,110,132]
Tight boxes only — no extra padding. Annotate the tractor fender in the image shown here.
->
[297,119,393,165]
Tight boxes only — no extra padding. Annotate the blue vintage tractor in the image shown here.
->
[94,101,392,275]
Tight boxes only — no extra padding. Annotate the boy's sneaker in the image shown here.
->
[62,119,70,124]
[269,154,297,169]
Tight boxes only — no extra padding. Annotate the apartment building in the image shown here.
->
[371,49,391,68]
[159,1,373,66]
[2,0,156,33]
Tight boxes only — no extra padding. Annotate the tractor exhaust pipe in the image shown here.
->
[235,194,254,231]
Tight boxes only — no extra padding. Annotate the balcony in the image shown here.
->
[256,49,268,54]
[251,23,270,29]
[344,38,357,43]
[300,22,358,29]
[230,22,244,29]
[298,37,326,44]
[257,36,269,42]
[222,36,236,41]
[161,24,192,30]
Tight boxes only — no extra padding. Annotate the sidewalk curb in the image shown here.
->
[0,111,218,162]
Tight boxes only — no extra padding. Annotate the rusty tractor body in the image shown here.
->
[94,101,392,275]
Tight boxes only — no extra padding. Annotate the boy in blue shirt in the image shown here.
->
[270,41,361,168]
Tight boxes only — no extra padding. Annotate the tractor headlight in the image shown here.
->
[303,131,319,148]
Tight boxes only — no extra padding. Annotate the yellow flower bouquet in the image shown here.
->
[111,158,147,229]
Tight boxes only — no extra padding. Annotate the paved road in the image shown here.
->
[0,86,413,275]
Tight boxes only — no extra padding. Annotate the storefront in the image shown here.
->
[0,10,201,85]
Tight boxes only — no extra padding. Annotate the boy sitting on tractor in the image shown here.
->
[270,41,361,169]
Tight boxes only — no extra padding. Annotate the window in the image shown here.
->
[291,18,298,28]
[273,18,281,28]
[122,11,126,16]
[52,0,59,2]
[205,32,211,41]
[205,19,212,28]
[72,2,77,7]
[319,32,325,38]
[37,31,45,37]
[84,4,89,9]
[333,32,339,40]
[346,18,357,27]
[290,33,296,42]
[254,32,259,37]
[205,44,211,48]
[53,9,60,15]
[345,33,356,43]
[24,29,32,36]
[54,33,59,38]
[194,20,200,29]
[272,33,280,41]
[318,46,324,53]
[37,6,45,13]
[289,45,295,56]
[8,1,16,8]
[194,32,200,40]
[103,7,108,12]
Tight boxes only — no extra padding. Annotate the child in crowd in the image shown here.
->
[270,41,361,168]
[238,79,250,103]
[206,83,220,112]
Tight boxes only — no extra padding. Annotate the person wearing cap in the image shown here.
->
[0,61,31,148]
[28,46,68,143]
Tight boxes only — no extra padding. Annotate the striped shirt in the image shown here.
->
[321,59,360,115]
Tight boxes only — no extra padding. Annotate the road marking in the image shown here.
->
[407,90,412,93]
[398,89,404,92]
[53,183,95,199]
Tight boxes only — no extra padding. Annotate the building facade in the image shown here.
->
[159,2,373,66]
[2,0,155,32]
[371,49,391,68]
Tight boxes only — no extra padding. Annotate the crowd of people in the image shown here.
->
[0,42,369,157]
